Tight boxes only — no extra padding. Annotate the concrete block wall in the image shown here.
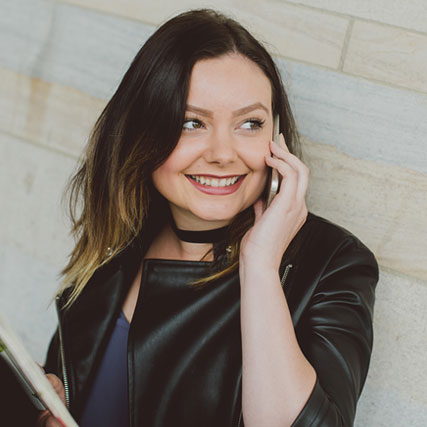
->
[1,1,426,425]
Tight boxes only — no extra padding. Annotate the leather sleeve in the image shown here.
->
[292,237,378,426]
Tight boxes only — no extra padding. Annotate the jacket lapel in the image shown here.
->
[59,244,141,416]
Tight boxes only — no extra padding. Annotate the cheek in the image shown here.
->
[151,149,184,187]
[152,163,172,193]
[254,143,271,188]
[245,143,269,175]
[242,145,269,201]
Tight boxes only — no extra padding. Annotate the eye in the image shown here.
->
[240,118,265,131]
[183,118,204,131]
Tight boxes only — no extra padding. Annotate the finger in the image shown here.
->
[270,139,309,198]
[267,154,308,205]
[270,138,298,167]
[265,155,298,203]
[37,410,61,427]
[296,163,309,201]
[46,416,63,427]
[278,132,289,151]
[266,156,308,231]
[37,410,49,426]
[270,133,289,155]
[46,374,66,404]
[38,409,65,427]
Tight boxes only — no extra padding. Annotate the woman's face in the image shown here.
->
[152,53,273,229]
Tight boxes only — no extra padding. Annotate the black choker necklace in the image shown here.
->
[170,221,229,243]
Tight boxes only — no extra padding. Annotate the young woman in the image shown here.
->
[38,9,378,427]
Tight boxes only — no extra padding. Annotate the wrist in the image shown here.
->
[239,259,280,284]
[239,252,280,274]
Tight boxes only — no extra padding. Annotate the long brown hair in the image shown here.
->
[59,8,301,307]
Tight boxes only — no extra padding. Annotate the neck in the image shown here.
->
[170,219,229,244]
[146,224,214,262]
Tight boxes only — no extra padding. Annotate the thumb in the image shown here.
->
[253,198,265,222]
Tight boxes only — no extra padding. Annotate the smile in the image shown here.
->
[189,175,242,187]
[185,174,246,195]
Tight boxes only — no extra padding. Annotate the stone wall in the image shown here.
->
[1,1,426,425]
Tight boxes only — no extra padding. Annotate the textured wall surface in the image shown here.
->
[1,0,426,425]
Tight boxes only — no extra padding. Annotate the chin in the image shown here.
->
[190,204,249,224]
[194,211,236,223]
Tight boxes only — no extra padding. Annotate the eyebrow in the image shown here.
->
[186,102,270,118]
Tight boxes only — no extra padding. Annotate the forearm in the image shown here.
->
[239,264,316,427]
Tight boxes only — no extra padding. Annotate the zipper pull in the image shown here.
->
[280,263,293,288]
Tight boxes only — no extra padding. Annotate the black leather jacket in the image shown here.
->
[45,213,378,426]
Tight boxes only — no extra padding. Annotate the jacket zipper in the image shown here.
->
[55,296,71,410]
[237,263,293,427]
[280,263,293,288]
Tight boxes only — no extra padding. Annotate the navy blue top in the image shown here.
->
[79,310,130,427]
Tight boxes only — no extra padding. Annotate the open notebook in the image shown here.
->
[0,312,79,427]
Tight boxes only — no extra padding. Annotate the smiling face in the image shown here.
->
[152,53,273,230]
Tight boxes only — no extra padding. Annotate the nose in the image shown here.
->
[203,129,238,165]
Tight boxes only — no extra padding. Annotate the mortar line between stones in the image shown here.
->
[339,18,354,71]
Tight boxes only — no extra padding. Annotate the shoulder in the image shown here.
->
[282,212,379,316]
[305,212,366,246]
[293,212,378,267]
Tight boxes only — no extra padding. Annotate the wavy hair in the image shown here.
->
[59,8,301,307]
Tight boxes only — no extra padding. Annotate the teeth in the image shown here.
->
[190,175,240,187]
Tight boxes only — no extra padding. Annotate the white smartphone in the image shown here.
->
[265,114,280,207]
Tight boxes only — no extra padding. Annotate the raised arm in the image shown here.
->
[239,134,378,426]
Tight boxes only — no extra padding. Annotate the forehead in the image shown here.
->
[187,54,272,113]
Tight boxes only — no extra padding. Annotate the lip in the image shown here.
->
[185,174,246,195]
[188,174,242,178]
